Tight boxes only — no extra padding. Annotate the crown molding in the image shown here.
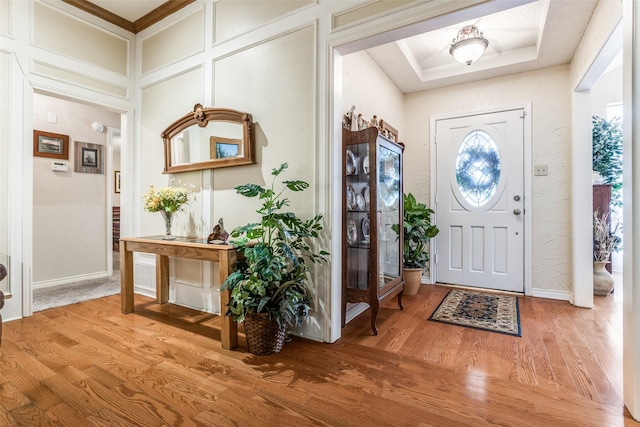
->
[61,0,195,33]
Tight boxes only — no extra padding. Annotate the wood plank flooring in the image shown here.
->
[1,283,638,426]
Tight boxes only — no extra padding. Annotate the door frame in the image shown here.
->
[106,127,121,277]
[429,103,533,295]
[25,89,128,317]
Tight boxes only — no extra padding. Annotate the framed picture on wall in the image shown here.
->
[33,130,69,159]
[114,171,121,193]
[74,141,104,174]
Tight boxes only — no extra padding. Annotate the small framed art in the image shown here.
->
[74,141,104,174]
[33,130,69,159]
[114,171,121,193]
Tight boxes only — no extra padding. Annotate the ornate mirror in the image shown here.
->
[161,104,255,173]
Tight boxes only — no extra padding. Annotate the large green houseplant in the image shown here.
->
[393,193,439,295]
[592,115,623,207]
[222,163,328,354]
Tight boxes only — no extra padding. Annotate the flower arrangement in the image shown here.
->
[593,210,622,262]
[143,180,194,213]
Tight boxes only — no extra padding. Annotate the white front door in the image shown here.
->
[435,109,524,292]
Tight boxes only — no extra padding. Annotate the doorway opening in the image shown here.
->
[590,46,623,301]
[31,93,122,312]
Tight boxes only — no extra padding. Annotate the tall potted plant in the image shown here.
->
[222,163,328,354]
[592,115,623,207]
[393,193,439,295]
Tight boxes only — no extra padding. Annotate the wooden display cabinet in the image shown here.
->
[341,127,404,335]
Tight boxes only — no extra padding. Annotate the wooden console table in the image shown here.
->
[119,236,238,349]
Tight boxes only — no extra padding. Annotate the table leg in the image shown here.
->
[219,251,238,349]
[156,254,169,304]
[120,241,134,313]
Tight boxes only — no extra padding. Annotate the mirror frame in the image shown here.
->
[161,104,255,173]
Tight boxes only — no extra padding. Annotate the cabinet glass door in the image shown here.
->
[345,141,371,290]
[377,144,401,289]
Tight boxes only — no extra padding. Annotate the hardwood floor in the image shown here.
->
[1,283,637,426]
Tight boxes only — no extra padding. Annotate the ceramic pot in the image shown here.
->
[403,268,423,296]
[593,260,615,295]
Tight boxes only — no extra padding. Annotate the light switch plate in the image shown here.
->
[534,164,548,176]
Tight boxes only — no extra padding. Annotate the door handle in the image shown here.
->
[513,209,522,215]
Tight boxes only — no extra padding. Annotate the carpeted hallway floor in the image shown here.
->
[33,251,120,312]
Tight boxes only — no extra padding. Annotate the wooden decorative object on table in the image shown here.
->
[379,120,399,143]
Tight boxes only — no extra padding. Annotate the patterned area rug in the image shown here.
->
[428,289,521,336]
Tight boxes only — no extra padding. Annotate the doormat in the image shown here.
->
[428,289,521,336]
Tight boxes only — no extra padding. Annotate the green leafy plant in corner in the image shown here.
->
[592,115,623,207]
[222,163,329,329]
[392,193,439,270]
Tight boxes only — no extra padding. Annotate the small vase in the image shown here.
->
[160,210,176,240]
[593,260,614,295]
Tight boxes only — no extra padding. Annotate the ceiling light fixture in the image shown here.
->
[449,25,489,66]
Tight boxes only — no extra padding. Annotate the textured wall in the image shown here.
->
[342,50,405,146]
[570,0,622,89]
[405,65,572,293]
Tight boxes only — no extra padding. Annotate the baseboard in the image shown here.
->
[345,302,369,323]
[531,288,572,301]
[32,271,109,290]
[421,275,433,284]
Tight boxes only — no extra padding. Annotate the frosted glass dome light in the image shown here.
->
[450,25,489,66]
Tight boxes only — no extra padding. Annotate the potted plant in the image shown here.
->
[392,193,439,295]
[222,163,328,354]
[592,115,623,207]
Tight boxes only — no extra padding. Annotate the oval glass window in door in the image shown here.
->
[455,130,501,207]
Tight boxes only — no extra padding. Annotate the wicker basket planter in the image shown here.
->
[244,312,286,355]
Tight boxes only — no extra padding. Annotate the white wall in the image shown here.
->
[592,64,623,118]
[33,93,120,286]
[342,50,405,142]
[136,4,322,334]
[405,65,572,295]
[570,0,622,90]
